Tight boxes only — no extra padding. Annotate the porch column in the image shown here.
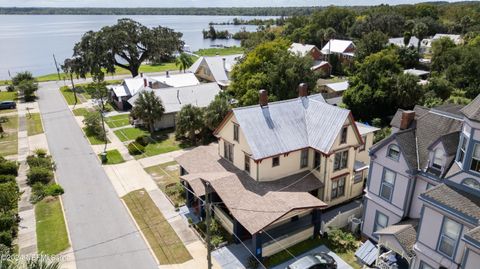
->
[184,183,193,208]
[312,209,322,237]
[233,220,241,243]
[252,232,263,260]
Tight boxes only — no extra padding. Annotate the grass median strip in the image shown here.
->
[98,149,125,165]
[35,197,70,255]
[0,114,18,156]
[123,189,192,264]
[26,113,44,136]
[82,127,110,145]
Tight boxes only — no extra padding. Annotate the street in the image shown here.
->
[36,81,158,269]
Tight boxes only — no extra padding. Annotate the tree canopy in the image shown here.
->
[131,91,165,133]
[70,19,184,78]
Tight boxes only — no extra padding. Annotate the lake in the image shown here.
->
[0,15,270,79]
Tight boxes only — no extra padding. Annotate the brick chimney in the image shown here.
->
[298,83,308,97]
[400,111,415,130]
[143,78,148,87]
[259,89,268,107]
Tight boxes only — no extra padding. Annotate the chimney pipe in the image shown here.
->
[143,78,148,87]
[166,71,170,78]
[400,111,415,130]
[259,89,268,107]
[222,58,226,71]
[298,83,308,97]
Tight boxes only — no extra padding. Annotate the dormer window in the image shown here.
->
[470,143,480,173]
[457,136,467,164]
[340,126,348,144]
[387,145,400,161]
[432,149,444,170]
[233,123,239,142]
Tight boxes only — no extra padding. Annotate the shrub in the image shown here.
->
[83,111,107,141]
[247,256,260,269]
[0,182,19,212]
[0,161,18,176]
[135,135,150,147]
[6,84,15,92]
[211,234,224,248]
[127,142,145,155]
[0,175,15,183]
[26,155,53,169]
[0,212,17,232]
[45,184,64,196]
[0,243,10,255]
[30,182,47,203]
[27,167,53,185]
[35,148,48,158]
[327,228,358,253]
[0,231,13,247]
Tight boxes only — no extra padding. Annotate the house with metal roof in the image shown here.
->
[175,84,378,260]
[188,54,243,88]
[128,82,220,130]
[289,43,332,76]
[321,39,355,61]
[108,72,200,110]
[360,94,480,269]
[319,81,349,99]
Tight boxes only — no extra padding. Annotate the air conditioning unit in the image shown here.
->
[350,217,362,233]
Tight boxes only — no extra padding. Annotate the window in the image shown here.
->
[233,124,239,142]
[359,135,367,151]
[462,178,480,190]
[224,141,234,162]
[387,145,400,161]
[300,149,309,168]
[438,218,462,257]
[374,211,388,233]
[314,151,321,171]
[470,143,480,173]
[419,261,434,269]
[244,154,250,174]
[333,150,349,171]
[432,148,444,169]
[331,176,346,199]
[457,136,467,164]
[272,156,280,167]
[380,169,395,201]
[340,126,348,144]
[354,171,363,183]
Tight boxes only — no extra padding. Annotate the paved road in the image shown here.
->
[37,81,158,269]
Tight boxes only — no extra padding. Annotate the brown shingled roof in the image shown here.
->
[175,144,327,234]
[375,224,417,257]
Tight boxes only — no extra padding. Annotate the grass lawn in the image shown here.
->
[0,91,17,101]
[72,108,93,117]
[35,197,70,255]
[264,237,361,269]
[26,113,44,136]
[145,161,180,189]
[114,127,148,142]
[115,127,183,158]
[82,127,110,145]
[98,149,125,165]
[195,46,244,56]
[123,189,192,264]
[105,114,130,128]
[60,86,86,105]
[0,114,18,156]
[37,63,178,83]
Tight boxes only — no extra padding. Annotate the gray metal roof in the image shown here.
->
[355,240,378,266]
[188,54,243,83]
[326,81,349,92]
[232,96,351,160]
[389,36,420,48]
[404,69,430,77]
[461,94,480,121]
[128,82,220,113]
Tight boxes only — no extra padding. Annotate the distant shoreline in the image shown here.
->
[0,7,321,16]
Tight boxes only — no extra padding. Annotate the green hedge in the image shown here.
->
[27,167,53,185]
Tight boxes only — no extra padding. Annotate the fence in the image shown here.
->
[321,204,363,234]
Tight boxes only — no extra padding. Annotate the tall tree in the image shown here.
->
[71,19,184,78]
[355,30,388,60]
[413,22,428,52]
[131,91,165,133]
[203,95,231,131]
[175,53,194,73]
[175,104,204,145]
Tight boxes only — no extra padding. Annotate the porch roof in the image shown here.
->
[176,144,327,234]
[375,224,417,258]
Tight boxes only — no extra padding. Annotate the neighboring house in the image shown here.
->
[128,82,220,130]
[188,54,243,88]
[321,39,356,63]
[360,95,480,269]
[320,81,349,99]
[389,36,421,49]
[421,34,463,54]
[289,43,331,76]
[404,69,430,85]
[175,85,378,259]
[109,73,200,110]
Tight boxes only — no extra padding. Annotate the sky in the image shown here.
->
[0,0,465,8]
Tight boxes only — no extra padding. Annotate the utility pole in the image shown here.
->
[205,181,212,269]
[69,73,78,107]
[53,54,61,81]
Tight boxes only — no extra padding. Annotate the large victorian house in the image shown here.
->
[361,95,480,269]
[176,85,377,260]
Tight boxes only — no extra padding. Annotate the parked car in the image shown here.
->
[0,101,16,110]
[286,252,337,269]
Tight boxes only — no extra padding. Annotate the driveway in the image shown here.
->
[36,81,158,269]
[270,245,353,269]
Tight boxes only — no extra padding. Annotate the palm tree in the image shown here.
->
[315,29,326,48]
[324,27,336,63]
[413,22,428,53]
[175,104,204,145]
[175,53,194,73]
[131,91,165,134]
